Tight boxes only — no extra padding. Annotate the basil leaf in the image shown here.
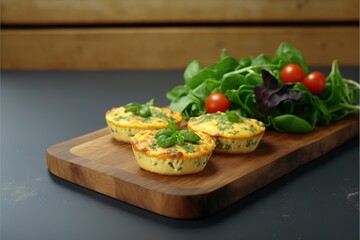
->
[145,98,155,106]
[155,122,201,148]
[168,121,177,133]
[139,105,151,117]
[124,104,140,113]
[179,130,201,142]
[157,135,177,148]
[225,110,241,123]
[176,133,185,145]
[155,129,173,139]
[124,99,155,117]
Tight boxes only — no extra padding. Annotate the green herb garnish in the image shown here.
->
[225,110,243,123]
[155,121,201,148]
[124,99,155,117]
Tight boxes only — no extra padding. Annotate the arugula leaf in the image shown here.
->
[169,91,205,117]
[184,50,239,90]
[166,85,188,102]
[251,54,273,73]
[212,55,239,79]
[220,74,245,93]
[267,114,315,133]
[322,60,360,121]
[184,60,202,83]
[273,42,309,74]
[238,57,252,69]
[186,68,217,90]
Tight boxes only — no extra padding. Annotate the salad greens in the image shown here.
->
[166,42,359,133]
[254,70,303,117]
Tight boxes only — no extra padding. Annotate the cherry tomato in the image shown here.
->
[205,92,230,113]
[280,63,305,83]
[303,71,326,94]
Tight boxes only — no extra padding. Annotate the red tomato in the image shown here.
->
[280,63,305,83]
[303,71,326,94]
[205,92,230,113]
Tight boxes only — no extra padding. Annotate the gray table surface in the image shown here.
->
[1,67,359,240]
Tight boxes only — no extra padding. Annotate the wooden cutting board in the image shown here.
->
[47,114,359,219]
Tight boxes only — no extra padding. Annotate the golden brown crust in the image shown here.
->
[187,113,265,139]
[105,106,183,143]
[106,106,182,129]
[130,129,215,175]
[187,112,265,154]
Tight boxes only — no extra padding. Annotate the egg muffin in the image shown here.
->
[187,112,265,154]
[105,106,182,143]
[130,130,215,175]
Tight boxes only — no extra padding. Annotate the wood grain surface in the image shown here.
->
[2,0,358,24]
[3,26,359,70]
[47,114,359,219]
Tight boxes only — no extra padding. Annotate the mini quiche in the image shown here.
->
[105,106,182,143]
[187,112,265,154]
[130,130,215,175]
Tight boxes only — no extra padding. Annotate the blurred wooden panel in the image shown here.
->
[2,0,358,24]
[2,26,358,70]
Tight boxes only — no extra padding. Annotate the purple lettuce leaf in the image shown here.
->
[254,70,303,116]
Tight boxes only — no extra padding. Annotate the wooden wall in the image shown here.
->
[1,0,359,70]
